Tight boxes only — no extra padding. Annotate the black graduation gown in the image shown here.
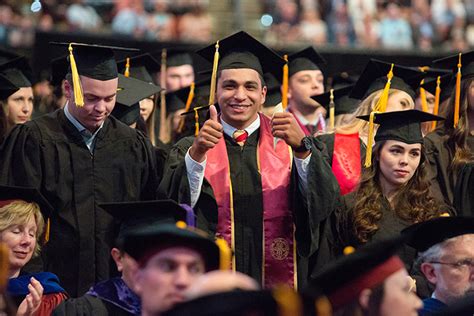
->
[0,109,159,297]
[424,129,474,213]
[158,129,339,287]
[52,295,132,316]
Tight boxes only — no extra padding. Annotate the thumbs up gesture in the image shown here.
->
[189,105,224,162]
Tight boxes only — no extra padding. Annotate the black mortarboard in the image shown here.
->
[0,73,19,100]
[0,47,19,65]
[196,31,285,80]
[331,72,358,89]
[0,185,53,224]
[311,85,358,115]
[350,59,424,100]
[420,74,453,104]
[100,199,187,248]
[50,55,69,87]
[50,42,139,81]
[166,48,194,68]
[288,46,326,77]
[117,53,161,83]
[402,216,474,252]
[123,222,220,271]
[0,56,32,88]
[113,74,161,125]
[358,109,444,144]
[433,51,474,78]
[263,72,282,107]
[310,236,406,309]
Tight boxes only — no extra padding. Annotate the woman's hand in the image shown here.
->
[16,277,43,316]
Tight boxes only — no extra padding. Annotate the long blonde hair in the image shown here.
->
[0,201,45,257]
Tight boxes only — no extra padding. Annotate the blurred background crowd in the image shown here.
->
[1,0,474,52]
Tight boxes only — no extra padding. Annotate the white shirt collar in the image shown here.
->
[64,102,87,133]
[220,115,260,138]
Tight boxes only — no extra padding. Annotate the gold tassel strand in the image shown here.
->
[68,43,84,107]
[208,41,220,106]
[454,53,462,128]
[282,55,289,109]
[431,76,441,131]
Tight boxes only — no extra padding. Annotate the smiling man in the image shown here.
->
[0,43,160,297]
[160,31,338,289]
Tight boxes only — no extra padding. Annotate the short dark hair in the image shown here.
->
[217,70,266,88]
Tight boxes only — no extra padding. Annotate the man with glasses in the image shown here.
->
[403,217,474,316]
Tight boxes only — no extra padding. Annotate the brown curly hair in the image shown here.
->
[351,141,445,244]
[438,77,474,172]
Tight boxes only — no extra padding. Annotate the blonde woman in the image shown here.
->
[0,186,67,316]
[316,60,421,195]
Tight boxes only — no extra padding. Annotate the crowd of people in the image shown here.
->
[0,25,473,316]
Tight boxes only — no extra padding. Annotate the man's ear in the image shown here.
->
[63,79,71,99]
[261,85,267,105]
[420,262,438,285]
[110,248,123,273]
[359,288,372,310]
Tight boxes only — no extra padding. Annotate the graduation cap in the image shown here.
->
[310,236,407,309]
[117,53,161,83]
[311,85,358,116]
[331,72,358,90]
[123,221,222,271]
[113,74,161,126]
[402,216,474,252]
[166,77,211,113]
[432,51,474,128]
[0,185,53,243]
[349,59,424,101]
[100,199,187,248]
[420,74,453,104]
[0,56,32,88]
[196,31,285,80]
[152,48,194,68]
[0,47,20,65]
[50,42,139,107]
[0,73,19,100]
[263,72,282,107]
[288,46,326,77]
[358,109,444,145]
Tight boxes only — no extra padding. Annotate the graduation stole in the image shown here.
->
[332,133,362,195]
[204,113,296,288]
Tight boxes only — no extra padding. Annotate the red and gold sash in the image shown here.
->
[204,113,296,288]
[332,133,361,195]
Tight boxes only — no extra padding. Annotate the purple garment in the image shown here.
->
[86,277,140,315]
[180,203,196,227]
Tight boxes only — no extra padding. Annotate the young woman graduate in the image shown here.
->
[425,52,474,216]
[311,109,452,298]
[314,60,423,195]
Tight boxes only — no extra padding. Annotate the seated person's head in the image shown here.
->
[0,186,51,278]
[123,222,223,315]
[309,237,422,316]
[410,217,474,305]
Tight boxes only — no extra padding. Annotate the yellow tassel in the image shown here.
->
[124,57,130,77]
[343,246,355,255]
[364,111,379,168]
[178,82,195,133]
[0,244,9,291]
[159,49,168,143]
[282,55,289,109]
[329,88,335,130]
[44,218,50,244]
[215,238,231,270]
[314,296,332,316]
[373,64,394,113]
[194,108,199,136]
[273,286,303,316]
[419,83,429,113]
[68,43,84,107]
[208,41,220,106]
[454,53,462,128]
[431,76,441,131]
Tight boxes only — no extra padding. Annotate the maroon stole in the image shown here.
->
[332,133,361,195]
[288,107,321,136]
[204,113,296,288]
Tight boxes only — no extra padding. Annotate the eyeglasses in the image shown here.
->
[429,259,474,271]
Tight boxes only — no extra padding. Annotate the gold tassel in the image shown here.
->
[364,111,379,168]
[68,43,84,107]
[329,88,335,130]
[373,64,394,113]
[124,57,130,77]
[44,218,50,244]
[454,53,462,128]
[208,41,220,106]
[194,108,199,136]
[419,81,429,113]
[178,82,195,133]
[314,296,332,316]
[431,76,441,131]
[0,244,9,292]
[273,286,303,316]
[215,238,231,270]
[282,55,289,109]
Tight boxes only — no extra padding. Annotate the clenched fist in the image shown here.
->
[272,112,310,158]
[189,105,224,162]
